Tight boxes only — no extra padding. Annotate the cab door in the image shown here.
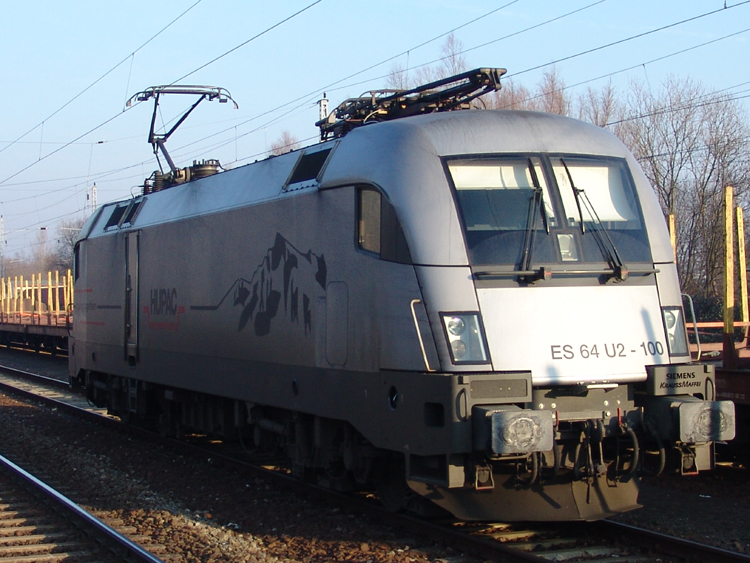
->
[124,231,139,366]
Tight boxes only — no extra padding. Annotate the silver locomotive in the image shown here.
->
[70,70,734,521]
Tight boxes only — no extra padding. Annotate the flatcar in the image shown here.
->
[69,70,735,521]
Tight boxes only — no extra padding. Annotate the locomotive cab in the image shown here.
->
[319,108,735,520]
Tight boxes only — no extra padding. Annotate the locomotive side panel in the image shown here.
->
[129,185,432,377]
[137,201,325,371]
[76,180,459,455]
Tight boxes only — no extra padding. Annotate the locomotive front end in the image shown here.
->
[358,111,736,521]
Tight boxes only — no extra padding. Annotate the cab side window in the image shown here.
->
[358,188,381,255]
[357,186,412,264]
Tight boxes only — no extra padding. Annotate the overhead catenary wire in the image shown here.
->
[0,1,741,195]
[0,0,326,189]
[243,0,597,114]
[142,0,529,161]
[146,0,750,170]
[8,1,750,191]
[0,0,204,158]
[362,0,750,89]
[159,13,601,163]
[503,0,750,80]
[1,0,598,190]
[0,1,341,253]
[168,0,325,86]
[0,109,136,187]
[491,26,750,114]
[165,0,750,171]
[635,134,750,162]
[612,92,750,128]
[27,1,530,185]
[332,0,611,92]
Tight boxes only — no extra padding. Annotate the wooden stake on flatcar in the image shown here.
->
[54,270,59,321]
[19,276,24,317]
[37,272,42,316]
[68,269,73,310]
[724,186,738,368]
[737,206,749,344]
[47,272,52,323]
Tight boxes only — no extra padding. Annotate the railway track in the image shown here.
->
[0,358,748,563]
[0,452,163,562]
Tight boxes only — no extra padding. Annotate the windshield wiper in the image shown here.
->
[529,160,550,235]
[474,266,657,279]
[518,160,550,281]
[560,158,628,281]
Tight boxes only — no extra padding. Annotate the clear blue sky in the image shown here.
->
[0,0,748,260]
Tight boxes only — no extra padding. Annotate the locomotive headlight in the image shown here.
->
[661,306,689,357]
[446,316,466,336]
[451,339,467,359]
[441,313,490,364]
[664,310,677,329]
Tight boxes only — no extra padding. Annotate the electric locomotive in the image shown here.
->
[70,70,735,521]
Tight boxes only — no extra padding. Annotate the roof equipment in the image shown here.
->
[316,67,506,140]
[126,85,238,174]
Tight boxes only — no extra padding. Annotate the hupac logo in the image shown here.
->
[191,233,327,337]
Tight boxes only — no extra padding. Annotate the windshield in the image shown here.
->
[448,155,651,268]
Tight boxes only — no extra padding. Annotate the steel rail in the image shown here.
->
[0,362,69,387]
[594,520,750,563]
[0,452,164,563]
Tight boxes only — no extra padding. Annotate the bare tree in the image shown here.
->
[439,32,467,77]
[486,79,536,110]
[30,229,54,273]
[4,229,55,278]
[385,33,468,91]
[269,131,300,156]
[385,62,411,90]
[411,65,440,86]
[486,68,575,115]
[55,217,87,272]
[617,76,750,299]
[535,67,571,116]
[578,80,621,128]
[3,249,28,278]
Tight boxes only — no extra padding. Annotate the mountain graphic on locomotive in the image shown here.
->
[70,70,735,521]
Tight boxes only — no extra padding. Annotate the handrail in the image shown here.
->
[682,293,701,361]
[410,299,435,373]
